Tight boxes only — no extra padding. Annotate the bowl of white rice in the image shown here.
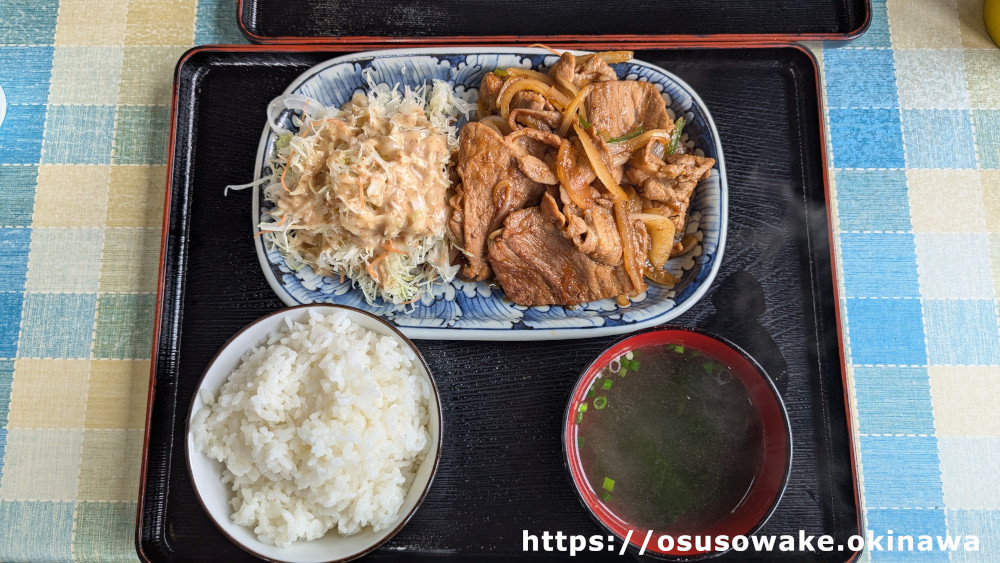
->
[186,304,442,563]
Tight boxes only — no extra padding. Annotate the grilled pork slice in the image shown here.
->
[626,144,716,232]
[452,122,547,280]
[488,207,648,306]
[479,71,555,118]
[585,80,672,139]
[539,192,622,267]
[508,108,562,133]
[477,71,504,117]
[548,52,618,91]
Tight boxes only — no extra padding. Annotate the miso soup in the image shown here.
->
[573,342,765,534]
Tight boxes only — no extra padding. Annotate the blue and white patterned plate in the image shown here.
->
[252,48,727,340]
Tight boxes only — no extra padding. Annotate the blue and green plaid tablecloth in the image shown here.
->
[0,0,997,560]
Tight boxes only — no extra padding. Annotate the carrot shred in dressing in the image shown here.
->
[384,240,407,255]
[367,252,387,282]
[280,155,294,192]
[253,213,287,239]
[302,117,345,137]
[302,120,322,137]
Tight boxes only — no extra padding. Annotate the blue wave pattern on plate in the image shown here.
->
[254,50,725,339]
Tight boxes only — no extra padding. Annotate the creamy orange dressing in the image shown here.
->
[277,96,450,258]
[261,82,468,306]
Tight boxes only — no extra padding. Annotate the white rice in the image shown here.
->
[191,309,431,547]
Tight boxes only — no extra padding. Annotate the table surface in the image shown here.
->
[0,0,997,561]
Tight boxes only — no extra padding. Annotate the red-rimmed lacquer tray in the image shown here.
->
[137,44,862,561]
[236,0,870,45]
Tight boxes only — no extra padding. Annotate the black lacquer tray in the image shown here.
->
[236,0,870,44]
[138,45,861,561]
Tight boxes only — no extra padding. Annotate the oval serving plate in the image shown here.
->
[252,47,727,341]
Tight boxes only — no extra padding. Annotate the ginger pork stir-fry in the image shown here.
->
[449,50,716,306]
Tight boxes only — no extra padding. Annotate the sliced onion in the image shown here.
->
[635,213,675,268]
[624,185,643,213]
[267,94,322,134]
[281,94,321,114]
[614,129,673,155]
[556,140,594,209]
[266,100,290,134]
[507,68,555,86]
[545,85,571,112]
[573,123,628,201]
[479,115,512,136]
[614,199,643,292]
[644,261,681,285]
[552,65,579,98]
[557,84,592,137]
[630,212,672,222]
[596,51,634,64]
[498,78,553,119]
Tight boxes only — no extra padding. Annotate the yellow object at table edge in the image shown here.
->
[986,0,1000,47]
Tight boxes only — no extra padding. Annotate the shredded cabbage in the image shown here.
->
[256,77,474,307]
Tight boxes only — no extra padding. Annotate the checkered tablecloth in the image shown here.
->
[0,1,244,560]
[0,0,997,560]
[819,1,1000,561]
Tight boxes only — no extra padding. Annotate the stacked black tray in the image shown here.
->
[138,44,862,561]
[237,0,870,43]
